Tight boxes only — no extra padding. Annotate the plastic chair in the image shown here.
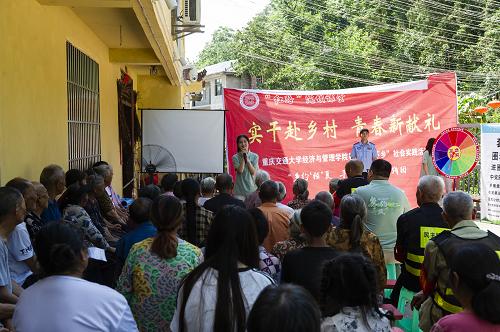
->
[384,263,397,298]
[396,286,421,332]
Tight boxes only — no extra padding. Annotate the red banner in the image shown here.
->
[224,73,457,207]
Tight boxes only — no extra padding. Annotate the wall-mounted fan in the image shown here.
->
[142,144,177,184]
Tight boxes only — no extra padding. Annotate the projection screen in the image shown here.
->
[141,109,225,173]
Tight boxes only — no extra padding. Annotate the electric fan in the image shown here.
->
[141,144,177,184]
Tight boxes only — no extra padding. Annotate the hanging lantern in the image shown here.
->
[487,100,500,109]
[473,106,488,114]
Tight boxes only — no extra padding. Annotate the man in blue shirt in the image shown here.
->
[39,165,65,224]
[351,128,377,178]
[115,198,157,263]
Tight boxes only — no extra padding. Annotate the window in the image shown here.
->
[215,78,222,96]
[66,42,101,170]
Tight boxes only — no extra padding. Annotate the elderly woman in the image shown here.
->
[326,194,386,292]
[287,178,311,210]
[271,209,308,261]
[244,170,270,209]
[92,165,127,227]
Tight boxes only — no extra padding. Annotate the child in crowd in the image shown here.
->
[248,284,321,332]
[281,200,338,302]
[430,243,500,332]
[320,253,393,332]
[248,208,281,283]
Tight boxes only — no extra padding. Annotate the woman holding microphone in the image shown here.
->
[232,135,259,200]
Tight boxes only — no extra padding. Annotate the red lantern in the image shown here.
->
[474,106,488,114]
[487,100,500,109]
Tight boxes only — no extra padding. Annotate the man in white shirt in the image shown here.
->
[0,187,26,304]
[5,179,40,286]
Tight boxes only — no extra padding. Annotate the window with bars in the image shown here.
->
[215,78,223,96]
[66,42,101,171]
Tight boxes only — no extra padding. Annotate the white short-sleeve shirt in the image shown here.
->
[170,267,273,332]
[7,222,34,285]
[13,275,138,332]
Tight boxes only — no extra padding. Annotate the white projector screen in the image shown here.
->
[141,109,225,173]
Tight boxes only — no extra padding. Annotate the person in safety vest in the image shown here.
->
[411,191,500,332]
[391,175,448,306]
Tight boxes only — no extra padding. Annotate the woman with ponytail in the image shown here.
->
[13,222,137,331]
[117,196,202,332]
[430,243,500,331]
[326,194,387,292]
[178,178,213,248]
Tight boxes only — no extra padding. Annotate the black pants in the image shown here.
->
[83,252,118,288]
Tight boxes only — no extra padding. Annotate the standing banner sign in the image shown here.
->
[481,124,500,224]
[224,73,458,206]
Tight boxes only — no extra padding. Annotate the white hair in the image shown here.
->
[277,181,287,202]
[418,175,445,202]
[443,191,473,221]
[94,165,112,177]
[200,177,216,194]
[255,170,270,188]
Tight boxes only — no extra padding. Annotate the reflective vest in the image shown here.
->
[404,226,448,279]
[432,229,500,314]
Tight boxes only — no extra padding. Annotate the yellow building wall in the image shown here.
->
[0,1,123,190]
[137,75,183,109]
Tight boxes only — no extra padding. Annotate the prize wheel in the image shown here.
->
[432,127,479,179]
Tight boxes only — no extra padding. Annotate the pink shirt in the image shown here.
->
[431,311,500,332]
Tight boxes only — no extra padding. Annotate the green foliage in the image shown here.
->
[196,0,500,119]
[196,27,239,69]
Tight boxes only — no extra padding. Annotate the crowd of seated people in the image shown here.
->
[0,158,498,332]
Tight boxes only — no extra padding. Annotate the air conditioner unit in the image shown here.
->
[183,0,201,25]
[165,0,177,10]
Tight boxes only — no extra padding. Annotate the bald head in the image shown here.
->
[345,160,364,177]
[216,173,234,193]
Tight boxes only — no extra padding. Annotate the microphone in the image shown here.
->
[243,153,248,162]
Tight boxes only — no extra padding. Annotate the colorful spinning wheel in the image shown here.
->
[432,127,480,179]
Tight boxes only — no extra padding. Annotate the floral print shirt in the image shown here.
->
[24,212,43,244]
[326,228,387,292]
[258,246,281,282]
[63,205,109,249]
[271,237,308,261]
[287,198,312,210]
[117,237,202,332]
[321,307,391,332]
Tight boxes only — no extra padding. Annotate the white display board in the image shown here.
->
[481,124,500,225]
[142,109,225,173]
